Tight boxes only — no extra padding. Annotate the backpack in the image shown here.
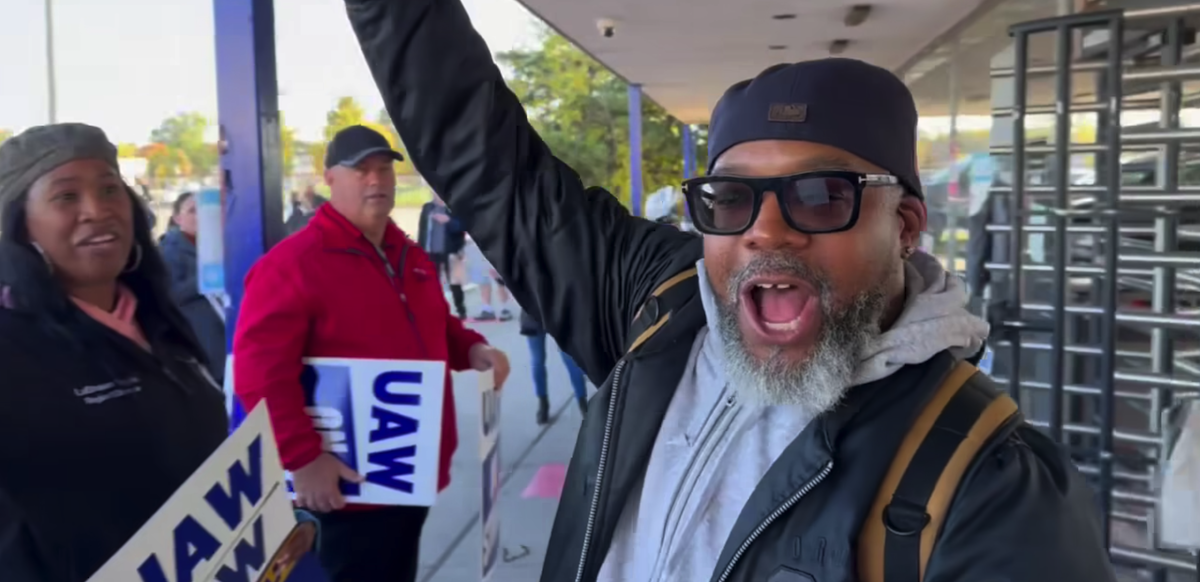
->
[626,268,1018,582]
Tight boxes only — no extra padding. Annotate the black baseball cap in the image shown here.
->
[707,58,923,199]
[324,125,404,169]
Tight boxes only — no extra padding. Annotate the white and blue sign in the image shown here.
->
[88,403,299,582]
[480,372,501,582]
[290,358,446,507]
[196,188,225,296]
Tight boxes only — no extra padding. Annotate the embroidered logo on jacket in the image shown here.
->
[75,377,142,404]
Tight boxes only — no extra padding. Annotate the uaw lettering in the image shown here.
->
[87,404,298,582]
[291,358,446,506]
[479,371,501,582]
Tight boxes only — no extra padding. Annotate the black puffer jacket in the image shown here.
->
[343,1,1115,581]
[0,236,228,582]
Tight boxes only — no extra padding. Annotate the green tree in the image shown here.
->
[311,97,369,175]
[496,28,705,209]
[139,143,191,180]
[149,112,217,178]
[116,143,139,158]
[0,128,12,146]
[376,109,415,176]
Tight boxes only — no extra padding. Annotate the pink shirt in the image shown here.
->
[71,285,150,351]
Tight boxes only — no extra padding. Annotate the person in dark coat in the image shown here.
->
[417,193,468,318]
[520,310,588,424]
[0,123,316,582]
[159,191,227,384]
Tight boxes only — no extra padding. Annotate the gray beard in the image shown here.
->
[715,254,887,413]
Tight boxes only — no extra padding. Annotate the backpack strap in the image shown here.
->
[858,360,1019,582]
[626,267,698,353]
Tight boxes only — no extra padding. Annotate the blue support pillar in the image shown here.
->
[682,123,696,179]
[215,0,285,429]
[213,4,324,579]
[628,83,643,216]
[214,0,285,358]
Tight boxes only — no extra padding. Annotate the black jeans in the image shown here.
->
[315,505,429,582]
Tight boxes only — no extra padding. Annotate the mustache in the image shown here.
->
[725,252,832,303]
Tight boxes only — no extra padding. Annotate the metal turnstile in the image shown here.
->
[984,3,1200,580]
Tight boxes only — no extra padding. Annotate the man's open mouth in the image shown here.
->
[739,277,822,344]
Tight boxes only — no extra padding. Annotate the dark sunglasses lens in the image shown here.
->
[780,176,856,231]
[692,181,756,232]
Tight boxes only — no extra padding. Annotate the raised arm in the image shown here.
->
[344,0,697,379]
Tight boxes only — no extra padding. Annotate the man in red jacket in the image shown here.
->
[233,125,510,582]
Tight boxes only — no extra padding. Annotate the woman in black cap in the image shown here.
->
[0,123,314,581]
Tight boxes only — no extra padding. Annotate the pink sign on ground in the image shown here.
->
[522,463,568,499]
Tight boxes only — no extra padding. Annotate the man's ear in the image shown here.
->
[897,195,927,248]
[323,168,334,188]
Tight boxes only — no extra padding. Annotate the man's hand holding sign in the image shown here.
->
[292,454,365,513]
[289,348,507,514]
[470,343,511,389]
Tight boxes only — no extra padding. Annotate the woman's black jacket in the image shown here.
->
[0,248,228,582]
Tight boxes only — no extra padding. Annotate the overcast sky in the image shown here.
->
[0,0,539,144]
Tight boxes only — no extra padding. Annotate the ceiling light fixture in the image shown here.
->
[772,13,797,20]
[829,39,850,55]
[769,45,788,50]
[844,4,872,27]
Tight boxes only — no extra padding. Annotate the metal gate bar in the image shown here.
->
[990,5,1200,578]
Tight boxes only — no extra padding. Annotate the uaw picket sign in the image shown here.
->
[480,371,501,582]
[87,403,298,582]
[291,358,446,507]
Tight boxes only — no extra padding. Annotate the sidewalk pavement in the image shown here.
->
[417,289,585,582]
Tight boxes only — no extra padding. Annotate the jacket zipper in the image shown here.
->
[713,460,835,582]
[575,357,628,582]
[340,245,429,358]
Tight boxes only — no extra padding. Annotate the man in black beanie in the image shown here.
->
[343,1,1114,581]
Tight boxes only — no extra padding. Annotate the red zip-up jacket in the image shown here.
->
[232,203,486,501]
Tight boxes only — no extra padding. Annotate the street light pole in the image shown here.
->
[45,0,57,123]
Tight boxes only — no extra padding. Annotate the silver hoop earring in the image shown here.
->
[902,246,915,258]
[29,242,53,274]
[124,243,143,273]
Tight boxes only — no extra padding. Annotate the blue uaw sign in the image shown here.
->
[290,358,446,507]
[87,403,299,582]
[480,371,501,582]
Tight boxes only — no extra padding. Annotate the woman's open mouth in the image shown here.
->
[77,232,119,249]
[739,278,822,346]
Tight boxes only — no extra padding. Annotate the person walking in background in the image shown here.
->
[521,310,587,424]
[285,183,328,236]
[234,124,510,582]
[159,191,227,384]
[0,123,316,581]
[417,193,467,319]
[464,236,513,321]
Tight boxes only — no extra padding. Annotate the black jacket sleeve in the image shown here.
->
[344,0,697,378]
[925,424,1117,582]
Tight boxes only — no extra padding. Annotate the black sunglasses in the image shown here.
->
[681,170,899,236]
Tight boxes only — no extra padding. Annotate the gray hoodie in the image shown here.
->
[597,251,990,581]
